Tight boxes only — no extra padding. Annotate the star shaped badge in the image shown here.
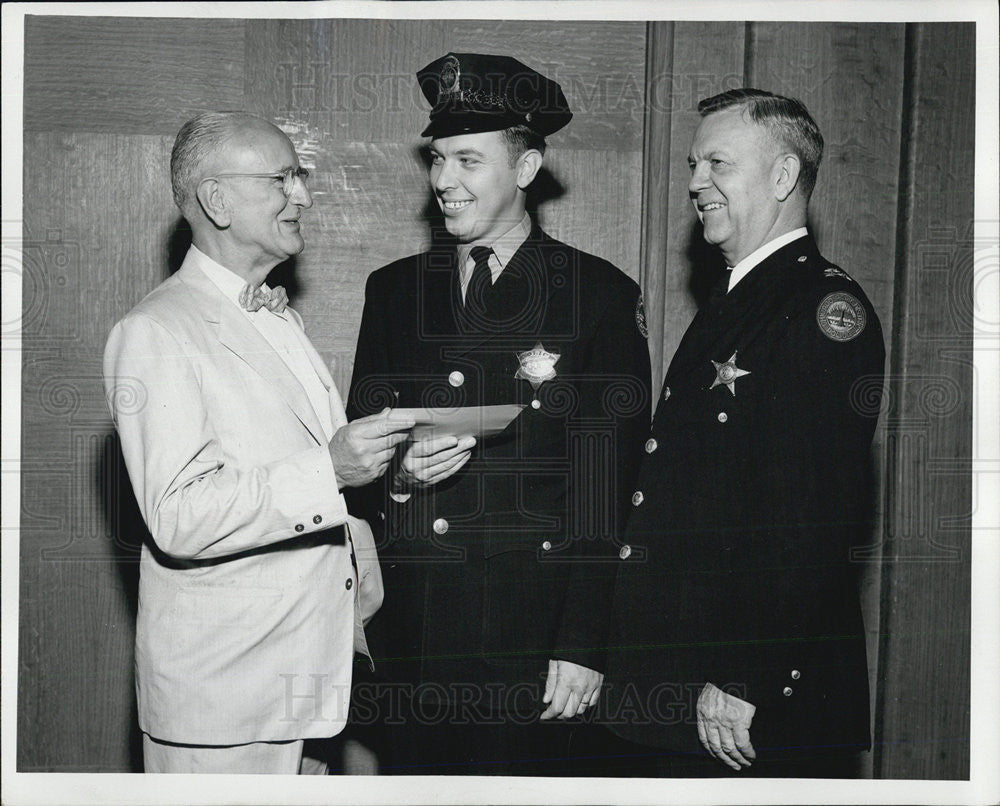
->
[710,351,750,396]
[516,342,560,390]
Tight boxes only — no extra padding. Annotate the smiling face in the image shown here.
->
[429,131,529,244]
[216,122,312,272]
[687,106,787,266]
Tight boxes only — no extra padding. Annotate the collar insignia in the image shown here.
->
[824,266,853,282]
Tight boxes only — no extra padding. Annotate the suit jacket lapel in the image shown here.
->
[420,246,463,339]
[176,257,328,444]
[286,309,350,431]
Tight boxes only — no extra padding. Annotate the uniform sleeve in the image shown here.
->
[104,314,347,561]
[553,279,652,672]
[700,281,885,706]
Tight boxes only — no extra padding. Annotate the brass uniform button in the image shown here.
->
[432,518,449,535]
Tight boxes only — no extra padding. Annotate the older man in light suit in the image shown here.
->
[103,112,412,773]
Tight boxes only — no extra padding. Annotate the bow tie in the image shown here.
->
[239,283,288,313]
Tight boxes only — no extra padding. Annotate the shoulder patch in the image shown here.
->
[817,292,867,342]
[824,266,854,282]
[635,294,648,338]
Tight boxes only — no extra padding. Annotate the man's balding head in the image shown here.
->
[169,112,312,279]
[170,112,284,217]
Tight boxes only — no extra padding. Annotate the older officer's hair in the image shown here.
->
[698,88,824,198]
[170,111,255,215]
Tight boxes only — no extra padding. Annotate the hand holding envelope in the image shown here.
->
[385,404,525,440]
[386,405,524,492]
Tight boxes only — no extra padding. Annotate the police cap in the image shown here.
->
[417,52,572,138]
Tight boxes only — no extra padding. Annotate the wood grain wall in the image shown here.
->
[17,16,973,778]
[873,22,974,779]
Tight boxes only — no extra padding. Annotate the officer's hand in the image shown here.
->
[540,659,603,720]
[328,409,414,488]
[696,682,756,770]
[392,435,476,492]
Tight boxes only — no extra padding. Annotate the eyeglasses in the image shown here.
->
[208,166,310,198]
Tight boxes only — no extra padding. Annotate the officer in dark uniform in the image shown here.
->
[603,89,885,777]
[347,53,651,774]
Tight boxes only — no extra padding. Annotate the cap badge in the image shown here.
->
[439,55,460,96]
[710,351,750,396]
[817,292,867,341]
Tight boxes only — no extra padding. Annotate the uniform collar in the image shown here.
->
[456,212,532,274]
[728,227,809,292]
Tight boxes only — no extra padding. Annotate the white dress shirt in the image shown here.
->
[456,212,532,301]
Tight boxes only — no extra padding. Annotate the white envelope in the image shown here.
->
[387,404,525,440]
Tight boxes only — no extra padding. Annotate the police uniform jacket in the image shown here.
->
[348,225,651,702]
[605,234,884,755]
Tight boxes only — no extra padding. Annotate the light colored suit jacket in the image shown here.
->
[103,248,382,745]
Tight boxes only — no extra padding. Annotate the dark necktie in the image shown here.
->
[466,246,494,309]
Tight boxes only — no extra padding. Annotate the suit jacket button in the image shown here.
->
[791,669,801,680]
[663,386,671,401]
[717,412,728,423]
[541,540,552,551]
[294,523,305,533]
[798,255,808,262]
[313,515,322,524]
[448,371,465,387]
[433,518,449,535]
[531,399,541,410]
[645,438,658,453]
[631,491,644,506]
[783,686,793,696]
[378,510,386,521]
[619,544,632,560]
[345,578,353,590]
